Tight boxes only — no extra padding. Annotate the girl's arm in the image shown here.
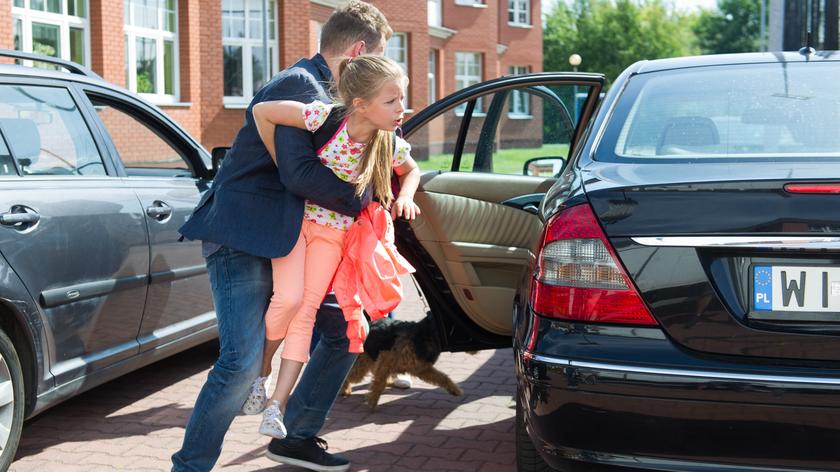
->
[252,100,307,163]
[391,155,422,220]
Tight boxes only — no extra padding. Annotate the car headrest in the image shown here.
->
[656,116,720,154]
[0,118,40,165]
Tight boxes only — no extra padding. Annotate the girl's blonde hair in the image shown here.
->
[337,55,406,208]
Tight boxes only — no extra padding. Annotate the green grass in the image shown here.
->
[417,143,570,175]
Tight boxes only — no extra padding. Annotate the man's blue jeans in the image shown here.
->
[172,247,271,472]
[171,247,358,471]
[283,293,358,440]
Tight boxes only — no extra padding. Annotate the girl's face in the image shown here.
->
[357,78,406,131]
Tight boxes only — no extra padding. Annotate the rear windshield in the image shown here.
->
[609,62,840,159]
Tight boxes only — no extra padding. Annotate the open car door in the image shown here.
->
[398,73,604,352]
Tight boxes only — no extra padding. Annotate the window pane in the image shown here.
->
[223,45,243,96]
[32,22,61,69]
[31,0,45,10]
[248,0,263,40]
[90,97,191,175]
[164,40,174,95]
[47,0,61,13]
[268,0,275,40]
[222,0,245,38]
[0,130,14,176]
[13,0,23,7]
[70,27,85,65]
[13,19,22,52]
[134,0,159,29]
[0,85,105,176]
[68,0,85,17]
[136,37,157,93]
[166,0,176,32]
[125,35,129,87]
[252,46,266,94]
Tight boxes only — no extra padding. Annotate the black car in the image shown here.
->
[506,51,840,472]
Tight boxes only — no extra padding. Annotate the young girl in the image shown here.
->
[242,55,421,439]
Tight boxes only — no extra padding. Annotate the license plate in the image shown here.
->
[752,265,840,321]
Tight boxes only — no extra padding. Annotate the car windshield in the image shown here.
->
[612,61,840,159]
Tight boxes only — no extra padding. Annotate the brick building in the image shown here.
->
[2,0,542,154]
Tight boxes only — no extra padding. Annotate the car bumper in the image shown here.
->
[515,315,840,472]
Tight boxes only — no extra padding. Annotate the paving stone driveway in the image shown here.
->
[11,282,518,472]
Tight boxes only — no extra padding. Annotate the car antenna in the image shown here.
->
[799,31,815,57]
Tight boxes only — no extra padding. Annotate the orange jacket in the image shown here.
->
[333,202,415,353]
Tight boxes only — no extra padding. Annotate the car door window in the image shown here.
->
[0,84,106,176]
[459,85,583,175]
[88,97,194,177]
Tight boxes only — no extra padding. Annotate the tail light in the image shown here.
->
[531,203,657,326]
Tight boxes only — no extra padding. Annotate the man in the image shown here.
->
[172,3,392,471]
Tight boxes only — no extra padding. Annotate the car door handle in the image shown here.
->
[146,202,173,220]
[0,207,40,226]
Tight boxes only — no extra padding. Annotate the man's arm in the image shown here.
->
[258,70,366,216]
[274,124,367,216]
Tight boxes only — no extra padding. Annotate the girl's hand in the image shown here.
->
[391,195,421,220]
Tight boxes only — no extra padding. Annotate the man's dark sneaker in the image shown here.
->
[266,437,350,472]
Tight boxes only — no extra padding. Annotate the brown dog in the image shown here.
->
[341,315,463,408]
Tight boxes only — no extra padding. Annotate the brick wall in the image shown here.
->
[0,0,11,62]
[1,0,542,156]
[89,0,125,86]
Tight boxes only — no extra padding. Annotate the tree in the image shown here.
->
[693,0,762,54]
[543,0,699,86]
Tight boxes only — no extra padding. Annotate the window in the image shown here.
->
[428,50,437,104]
[223,0,279,104]
[89,96,193,177]
[386,33,409,107]
[428,0,441,26]
[12,0,89,67]
[455,52,482,115]
[413,82,585,176]
[608,62,840,159]
[508,0,530,26]
[124,0,178,102]
[455,0,483,5]
[508,66,530,117]
[0,85,105,176]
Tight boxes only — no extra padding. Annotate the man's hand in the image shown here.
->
[390,195,421,220]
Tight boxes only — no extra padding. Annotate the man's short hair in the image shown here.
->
[320,1,392,55]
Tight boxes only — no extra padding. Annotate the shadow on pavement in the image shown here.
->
[221,348,516,471]
[14,340,220,460]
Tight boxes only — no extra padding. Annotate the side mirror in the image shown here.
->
[211,146,230,177]
[523,157,565,177]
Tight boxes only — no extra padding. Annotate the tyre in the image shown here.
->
[515,385,554,472]
[0,329,25,471]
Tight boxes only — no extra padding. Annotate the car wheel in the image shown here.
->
[0,329,24,470]
[516,386,554,472]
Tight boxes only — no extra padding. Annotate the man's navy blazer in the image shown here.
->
[179,54,364,259]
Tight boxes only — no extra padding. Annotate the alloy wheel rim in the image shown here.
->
[0,354,14,453]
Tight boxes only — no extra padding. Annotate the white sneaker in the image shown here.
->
[242,375,270,415]
[392,373,412,389]
[259,400,287,439]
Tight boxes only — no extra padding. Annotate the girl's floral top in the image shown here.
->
[301,100,410,231]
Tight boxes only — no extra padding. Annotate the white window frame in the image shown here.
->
[508,0,530,26]
[385,32,409,108]
[428,0,441,27]
[508,65,531,118]
[12,0,91,68]
[455,0,484,6]
[455,52,482,116]
[124,0,180,104]
[222,0,280,106]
